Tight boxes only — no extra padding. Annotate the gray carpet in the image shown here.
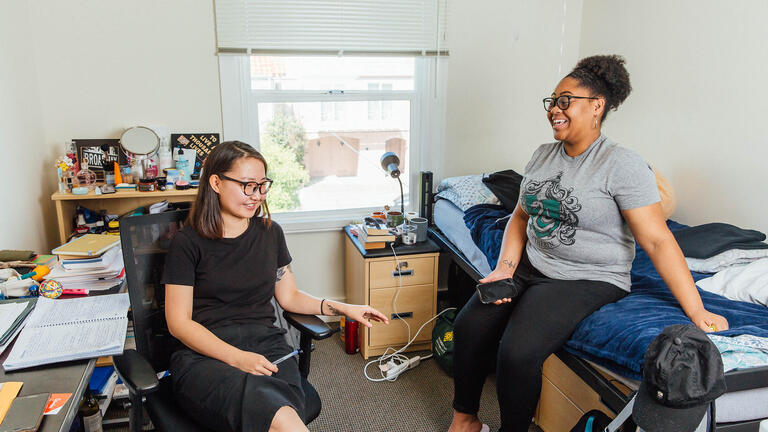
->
[307,332,541,432]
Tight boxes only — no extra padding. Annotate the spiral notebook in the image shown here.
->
[2,294,130,371]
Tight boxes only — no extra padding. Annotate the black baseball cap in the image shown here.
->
[633,324,726,432]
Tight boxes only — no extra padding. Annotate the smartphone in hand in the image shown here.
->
[475,278,521,304]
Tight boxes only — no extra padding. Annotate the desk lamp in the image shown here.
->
[380,152,404,215]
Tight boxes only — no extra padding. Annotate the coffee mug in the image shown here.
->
[386,211,404,228]
[410,217,428,242]
[405,211,418,221]
[372,211,386,220]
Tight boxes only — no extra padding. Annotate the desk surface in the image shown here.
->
[0,290,122,431]
[0,353,94,432]
[344,225,440,258]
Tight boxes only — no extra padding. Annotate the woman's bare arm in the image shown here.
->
[622,203,729,332]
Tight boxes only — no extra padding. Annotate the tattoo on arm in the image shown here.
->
[502,259,517,271]
[276,264,291,282]
[326,302,340,316]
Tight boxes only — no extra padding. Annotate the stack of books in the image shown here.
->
[48,235,125,294]
[354,219,396,250]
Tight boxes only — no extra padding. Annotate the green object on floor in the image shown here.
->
[432,309,457,376]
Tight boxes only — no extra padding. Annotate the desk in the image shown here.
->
[0,356,95,432]
[51,189,197,243]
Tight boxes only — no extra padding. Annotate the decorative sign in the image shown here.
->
[171,133,220,174]
[73,139,125,179]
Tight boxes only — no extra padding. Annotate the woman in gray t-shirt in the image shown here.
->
[448,55,729,432]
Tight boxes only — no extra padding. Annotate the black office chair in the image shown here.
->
[113,209,337,432]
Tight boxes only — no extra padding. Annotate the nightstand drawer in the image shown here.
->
[368,284,435,347]
[369,256,435,289]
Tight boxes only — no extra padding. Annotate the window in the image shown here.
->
[367,83,394,121]
[221,55,446,217]
[215,0,449,220]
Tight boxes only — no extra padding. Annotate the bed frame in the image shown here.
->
[419,171,768,432]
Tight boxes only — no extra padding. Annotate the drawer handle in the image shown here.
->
[391,312,413,320]
[392,269,414,277]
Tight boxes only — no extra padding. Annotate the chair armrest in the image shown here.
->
[283,312,339,340]
[113,349,160,397]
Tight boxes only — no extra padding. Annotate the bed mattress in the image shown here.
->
[433,199,492,277]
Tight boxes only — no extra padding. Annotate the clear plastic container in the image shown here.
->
[402,224,417,245]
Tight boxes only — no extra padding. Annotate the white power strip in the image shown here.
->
[382,355,423,379]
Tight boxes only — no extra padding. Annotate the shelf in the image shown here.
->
[52,189,197,201]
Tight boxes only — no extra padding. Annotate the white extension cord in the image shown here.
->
[363,243,456,382]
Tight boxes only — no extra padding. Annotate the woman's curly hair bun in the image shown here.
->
[567,54,631,121]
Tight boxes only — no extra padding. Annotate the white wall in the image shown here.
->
[284,231,347,304]
[443,0,584,178]
[25,0,223,249]
[1,0,341,300]
[0,0,48,251]
[579,0,768,234]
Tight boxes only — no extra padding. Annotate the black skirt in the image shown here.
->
[169,324,305,432]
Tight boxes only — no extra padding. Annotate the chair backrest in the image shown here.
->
[120,209,189,372]
[120,209,299,372]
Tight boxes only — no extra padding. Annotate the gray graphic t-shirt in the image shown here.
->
[520,134,660,291]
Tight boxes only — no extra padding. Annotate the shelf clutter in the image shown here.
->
[51,132,213,244]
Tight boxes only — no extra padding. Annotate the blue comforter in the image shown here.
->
[464,204,768,380]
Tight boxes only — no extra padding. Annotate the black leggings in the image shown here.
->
[452,253,627,432]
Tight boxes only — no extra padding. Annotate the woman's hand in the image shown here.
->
[230,350,279,376]
[688,308,729,333]
[478,267,516,305]
[338,304,390,328]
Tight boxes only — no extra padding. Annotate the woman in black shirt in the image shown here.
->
[163,141,388,432]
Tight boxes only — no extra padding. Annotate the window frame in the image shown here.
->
[219,55,443,230]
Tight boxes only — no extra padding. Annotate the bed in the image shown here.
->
[419,171,768,432]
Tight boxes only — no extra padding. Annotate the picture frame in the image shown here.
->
[171,133,220,174]
[73,139,125,180]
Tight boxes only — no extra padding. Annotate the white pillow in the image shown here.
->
[696,259,768,307]
[436,175,500,212]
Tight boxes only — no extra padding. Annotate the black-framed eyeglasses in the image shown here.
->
[218,174,273,196]
[543,95,599,112]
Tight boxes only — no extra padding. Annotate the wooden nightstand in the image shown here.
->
[343,226,440,359]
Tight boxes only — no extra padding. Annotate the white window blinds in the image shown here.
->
[214,0,449,56]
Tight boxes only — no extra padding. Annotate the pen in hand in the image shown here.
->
[272,349,300,366]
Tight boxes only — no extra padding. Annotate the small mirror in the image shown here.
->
[120,126,159,155]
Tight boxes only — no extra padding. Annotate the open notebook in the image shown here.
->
[2,294,130,371]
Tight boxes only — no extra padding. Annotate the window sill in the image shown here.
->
[272,206,411,234]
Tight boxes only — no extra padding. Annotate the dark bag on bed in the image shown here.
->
[432,309,457,376]
[482,169,523,213]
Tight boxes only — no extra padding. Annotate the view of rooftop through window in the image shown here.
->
[251,56,415,213]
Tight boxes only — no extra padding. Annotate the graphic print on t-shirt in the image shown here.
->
[521,171,581,249]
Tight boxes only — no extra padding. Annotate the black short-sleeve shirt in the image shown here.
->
[162,219,292,330]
